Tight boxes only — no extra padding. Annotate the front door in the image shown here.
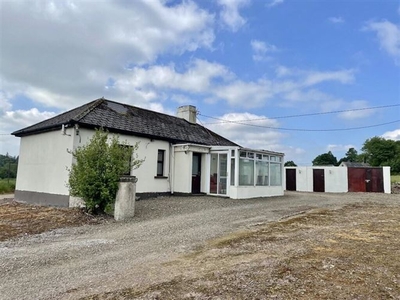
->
[192,153,201,194]
[286,169,296,191]
[313,169,325,192]
[210,153,228,195]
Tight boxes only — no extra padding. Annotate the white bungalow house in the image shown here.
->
[12,98,284,207]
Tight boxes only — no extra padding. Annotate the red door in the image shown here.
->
[367,168,384,193]
[348,168,366,192]
[313,169,325,192]
[348,168,384,193]
[286,169,296,191]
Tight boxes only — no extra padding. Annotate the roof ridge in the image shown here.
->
[73,98,105,122]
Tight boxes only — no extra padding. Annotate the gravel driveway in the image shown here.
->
[0,191,398,300]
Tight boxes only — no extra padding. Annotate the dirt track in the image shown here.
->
[0,192,399,299]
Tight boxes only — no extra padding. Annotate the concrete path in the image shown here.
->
[0,193,14,200]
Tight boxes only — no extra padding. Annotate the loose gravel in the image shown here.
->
[0,192,398,300]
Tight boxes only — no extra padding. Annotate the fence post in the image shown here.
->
[114,176,137,221]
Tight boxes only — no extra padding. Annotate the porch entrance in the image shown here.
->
[191,153,202,194]
[210,153,228,195]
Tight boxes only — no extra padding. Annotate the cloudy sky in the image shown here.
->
[1,0,399,165]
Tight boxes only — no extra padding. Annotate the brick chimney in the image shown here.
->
[177,105,197,124]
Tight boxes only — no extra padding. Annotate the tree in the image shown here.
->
[68,129,144,214]
[345,147,358,162]
[312,151,338,166]
[361,137,400,173]
[337,147,360,165]
[284,160,297,167]
[0,154,18,179]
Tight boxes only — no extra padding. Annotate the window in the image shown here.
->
[239,158,254,185]
[230,158,235,185]
[238,151,282,186]
[256,160,269,186]
[157,150,165,176]
[270,163,282,186]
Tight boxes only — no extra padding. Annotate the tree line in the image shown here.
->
[285,136,400,174]
[0,154,18,179]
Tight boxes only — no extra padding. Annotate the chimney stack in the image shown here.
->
[177,105,197,124]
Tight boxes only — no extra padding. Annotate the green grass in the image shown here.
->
[391,175,400,184]
[0,178,16,194]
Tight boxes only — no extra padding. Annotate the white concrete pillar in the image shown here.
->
[114,176,137,221]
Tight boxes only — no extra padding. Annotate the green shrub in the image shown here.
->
[0,179,16,194]
[68,129,144,214]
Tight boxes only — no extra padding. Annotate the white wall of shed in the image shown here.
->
[383,166,391,194]
[16,129,75,196]
[285,166,348,193]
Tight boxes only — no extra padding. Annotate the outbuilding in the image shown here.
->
[284,165,391,194]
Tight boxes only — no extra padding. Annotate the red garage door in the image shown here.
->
[348,168,383,193]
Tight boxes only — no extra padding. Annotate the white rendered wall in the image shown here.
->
[173,151,192,193]
[324,167,348,192]
[16,129,75,195]
[229,186,284,199]
[285,167,348,193]
[293,167,309,192]
[76,128,171,193]
[383,166,391,194]
[200,153,209,193]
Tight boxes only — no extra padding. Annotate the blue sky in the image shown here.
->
[1,0,399,165]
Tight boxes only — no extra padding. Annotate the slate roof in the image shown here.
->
[12,98,239,147]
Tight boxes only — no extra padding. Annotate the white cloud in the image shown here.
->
[213,79,275,107]
[364,20,400,65]
[268,0,284,8]
[338,100,375,120]
[115,59,233,95]
[327,144,356,152]
[382,129,400,141]
[328,17,345,24]
[206,112,284,149]
[0,107,57,156]
[1,0,215,109]
[218,0,250,32]
[251,39,278,61]
[275,66,355,86]
[302,69,355,86]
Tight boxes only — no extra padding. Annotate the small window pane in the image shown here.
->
[256,154,262,160]
[240,151,246,158]
[231,150,235,157]
[270,163,282,186]
[263,155,269,160]
[256,161,269,186]
[248,152,254,159]
[157,150,165,176]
